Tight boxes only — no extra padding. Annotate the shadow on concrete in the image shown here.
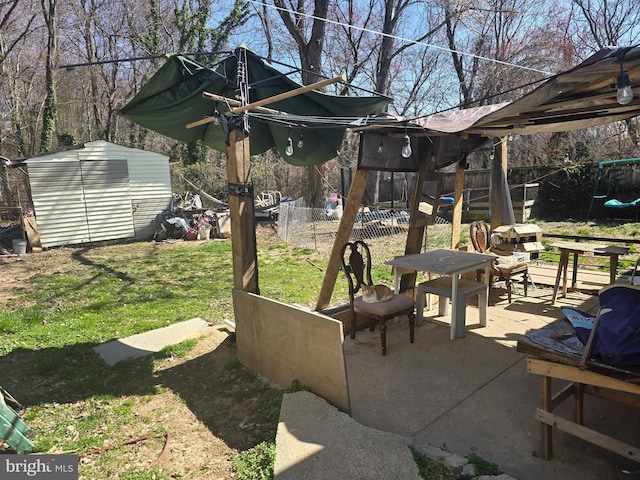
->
[338,285,640,480]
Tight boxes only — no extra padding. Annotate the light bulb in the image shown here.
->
[297,135,304,148]
[617,71,633,105]
[285,137,294,156]
[401,135,412,158]
[377,142,384,154]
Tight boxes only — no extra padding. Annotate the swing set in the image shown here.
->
[586,158,640,220]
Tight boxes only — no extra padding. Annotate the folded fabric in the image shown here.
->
[562,285,640,367]
[561,307,596,346]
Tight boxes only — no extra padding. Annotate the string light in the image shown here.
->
[297,134,304,148]
[401,129,412,158]
[617,68,633,105]
[616,48,634,105]
[285,130,294,156]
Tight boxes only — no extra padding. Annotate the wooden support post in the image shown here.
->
[451,164,465,249]
[491,138,509,230]
[400,147,437,293]
[316,168,369,310]
[227,125,259,294]
[540,374,553,460]
[405,152,436,255]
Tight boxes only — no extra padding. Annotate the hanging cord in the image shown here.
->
[80,433,170,471]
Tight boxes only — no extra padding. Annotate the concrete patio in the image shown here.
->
[276,264,640,480]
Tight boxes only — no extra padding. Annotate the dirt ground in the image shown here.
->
[0,253,277,479]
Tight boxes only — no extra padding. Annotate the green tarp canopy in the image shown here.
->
[120,46,392,166]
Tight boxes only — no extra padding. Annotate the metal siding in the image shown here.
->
[128,155,173,240]
[26,142,170,246]
[80,159,135,242]
[27,159,92,248]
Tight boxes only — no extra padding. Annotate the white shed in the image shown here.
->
[24,141,172,248]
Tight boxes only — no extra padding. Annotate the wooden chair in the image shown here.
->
[340,240,415,355]
[470,220,529,303]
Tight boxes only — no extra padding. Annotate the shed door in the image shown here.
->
[28,159,91,248]
[29,158,135,248]
[80,159,135,242]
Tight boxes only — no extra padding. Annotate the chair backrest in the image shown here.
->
[340,240,373,298]
[470,220,491,253]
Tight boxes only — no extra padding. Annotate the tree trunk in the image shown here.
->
[40,0,57,152]
[273,0,329,206]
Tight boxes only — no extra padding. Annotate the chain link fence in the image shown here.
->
[277,200,453,264]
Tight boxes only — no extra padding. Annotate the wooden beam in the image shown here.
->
[186,75,344,129]
[226,126,259,294]
[405,146,437,253]
[400,148,437,293]
[202,91,284,115]
[316,168,369,310]
[231,75,345,114]
[451,163,465,249]
[536,409,640,463]
[491,138,508,229]
[527,358,640,395]
[186,94,286,129]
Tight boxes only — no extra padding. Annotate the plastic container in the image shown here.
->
[12,239,27,254]
[496,252,529,265]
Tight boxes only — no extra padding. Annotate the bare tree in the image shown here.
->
[40,0,58,152]
[0,1,37,71]
[273,0,329,85]
[270,0,330,204]
[571,0,640,52]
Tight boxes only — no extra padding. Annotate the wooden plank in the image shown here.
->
[536,408,640,463]
[451,164,464,248]
[584,385,640,408]
[540,375,553,459]
[186,76,345,128]
[551,382,576,410]
[527,358,640,395]
[316,169,369,310]
[491,139,508,229]
[226,126,258,293]
[202,91,284,115]
[400,150,438,293]
[234,290,350,413]
[230,75,345,114]
[22,216,41,248]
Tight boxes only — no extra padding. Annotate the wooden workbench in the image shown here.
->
[550,241,629,304]
[517,320,640,463]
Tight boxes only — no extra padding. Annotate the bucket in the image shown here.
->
[12,239,27,254]
[198,224,211,240]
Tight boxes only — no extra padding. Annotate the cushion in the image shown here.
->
[494,262,528,274]
[354,293,414,317]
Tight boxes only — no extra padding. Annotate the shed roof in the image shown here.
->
[18,141,169,164]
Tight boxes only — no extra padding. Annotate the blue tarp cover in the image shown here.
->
[562,285,640,367]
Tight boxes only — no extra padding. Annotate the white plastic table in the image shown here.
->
[385,249,496,338]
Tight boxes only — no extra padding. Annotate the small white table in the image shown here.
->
[386,249,497,338]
